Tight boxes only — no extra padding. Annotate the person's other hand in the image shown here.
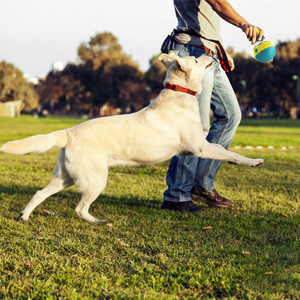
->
[227,53,235,71]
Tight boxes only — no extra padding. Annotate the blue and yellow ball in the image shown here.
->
[253,41,276,63]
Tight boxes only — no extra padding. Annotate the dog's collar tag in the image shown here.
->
[165,83,197,96]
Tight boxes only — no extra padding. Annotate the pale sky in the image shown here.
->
[1,0,299,77]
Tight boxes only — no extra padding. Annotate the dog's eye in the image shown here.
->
[195,59,198,64]
[206,62,213,69]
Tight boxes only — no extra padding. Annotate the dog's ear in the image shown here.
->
[158,53,175,69]
[158,53,187,72]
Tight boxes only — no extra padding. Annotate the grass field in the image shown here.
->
[0,116,300,299]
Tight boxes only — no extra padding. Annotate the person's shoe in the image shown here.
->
[190,185,232,208]
[161,200,206,213]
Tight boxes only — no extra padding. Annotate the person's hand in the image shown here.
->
[220,52,235,73]
[227,53,235,72]
[240,23,264,44]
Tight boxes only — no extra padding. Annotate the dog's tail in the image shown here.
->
[0,130,68,155]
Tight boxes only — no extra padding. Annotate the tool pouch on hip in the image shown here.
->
[161,29,177,53]
[215,41,232,73]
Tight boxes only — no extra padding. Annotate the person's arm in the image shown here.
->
[205,0,263,44]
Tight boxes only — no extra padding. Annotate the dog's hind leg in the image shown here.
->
[20,173,73,221]
[74,165,108,223]
[20,149,73,221]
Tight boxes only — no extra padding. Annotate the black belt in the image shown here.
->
[175,42,215,56]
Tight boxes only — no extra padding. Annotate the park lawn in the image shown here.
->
[0,116,299,299]
[232,118,300,147]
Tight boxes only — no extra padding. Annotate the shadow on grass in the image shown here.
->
[0,182,161,204]
[1,182,299,227]
[0,182,164,216]
[0,183,39,196]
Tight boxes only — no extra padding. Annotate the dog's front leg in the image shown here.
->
[196,142,264,167]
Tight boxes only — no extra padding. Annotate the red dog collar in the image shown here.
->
[165,83,197,96]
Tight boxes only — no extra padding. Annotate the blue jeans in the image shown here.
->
[163,44,241,202]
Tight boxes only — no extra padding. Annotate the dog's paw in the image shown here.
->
[252,158,265,167]
[78,211,106,223]
[87,217,106,223]
[19,211,28,221]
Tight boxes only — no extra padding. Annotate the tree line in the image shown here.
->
[1,32,300,117]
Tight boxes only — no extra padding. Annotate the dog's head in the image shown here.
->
[158,53,213,94]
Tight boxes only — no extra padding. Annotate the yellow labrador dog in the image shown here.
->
[1,53,264,222]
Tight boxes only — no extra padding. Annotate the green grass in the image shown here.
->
[231,118,300,147]
[0,116,300,299]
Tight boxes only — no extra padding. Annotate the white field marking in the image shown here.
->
[230,146,300,150]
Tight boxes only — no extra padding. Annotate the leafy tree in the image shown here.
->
[77,32,144,110]
[59,64,85,114]
[37,71,64,113]
[145,54,166,98]
[38,64,86,114]
[0,61,39,111]
[276,39,300,60]
[37,32,148,115]
[119,80,150,111]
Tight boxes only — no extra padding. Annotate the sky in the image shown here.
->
[1,0,299,78]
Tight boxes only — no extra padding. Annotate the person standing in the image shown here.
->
[161,0,264,212]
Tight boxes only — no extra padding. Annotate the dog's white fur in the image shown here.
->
[0,53,264,222]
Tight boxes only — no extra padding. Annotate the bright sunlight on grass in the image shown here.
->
[0,116,299,299]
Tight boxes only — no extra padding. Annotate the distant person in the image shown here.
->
[252,107,258,118]
[297,108,300,119]
[161,0,264,212]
